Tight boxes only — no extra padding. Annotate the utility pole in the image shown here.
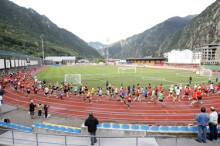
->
[40,34,44,65]
[106,38,109,59]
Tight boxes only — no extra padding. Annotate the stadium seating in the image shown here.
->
[32,122,81,134]
[103,123,111,128]
[189,126,197,132]
[140,125,149,130]
[97,123,102,128]
[160,126,169,131]
[67,128,75,133]
[178,126,189,132]
[0,121,32,133]
[170,126,178,131]
[131,125,139,130]
[150,126,159,131]
[112,123,120,129]
[121,124,129,129]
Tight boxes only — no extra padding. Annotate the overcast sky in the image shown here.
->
[10,0,216,44]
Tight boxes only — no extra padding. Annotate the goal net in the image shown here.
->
[118,67,136,75]
[200,68,212,77]
[64,74,81,84]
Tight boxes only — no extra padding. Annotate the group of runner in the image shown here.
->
[1,71,220,109]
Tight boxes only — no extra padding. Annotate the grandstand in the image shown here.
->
[0,50,42,73]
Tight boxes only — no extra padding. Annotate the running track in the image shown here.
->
[3,66,220,124]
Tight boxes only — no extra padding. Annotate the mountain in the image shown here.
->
[104,0,219,59]
[88,41,107,50]
[0,0,102,59]
[104,15,195,58]
[158,0,220,54]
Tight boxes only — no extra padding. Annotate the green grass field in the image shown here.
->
[36,65,213,90]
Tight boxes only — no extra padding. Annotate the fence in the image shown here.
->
[0,127,178,146]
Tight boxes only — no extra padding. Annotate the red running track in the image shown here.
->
[3,66,220,124]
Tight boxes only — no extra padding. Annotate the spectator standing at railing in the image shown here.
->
[44,104,49,118]
[208,106,218,141]
[0,89,4,104]
[29,100,36,119]
[85,113,99,145]
[195,107,210,143]
[37,103,44,118]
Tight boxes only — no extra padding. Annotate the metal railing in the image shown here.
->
[0,127,178,146]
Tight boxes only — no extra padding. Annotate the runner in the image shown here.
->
[197,88,204,104]
[173,86,180,102]
[182,84,190,100]
[156,90,165,107]
[190,89,197,107]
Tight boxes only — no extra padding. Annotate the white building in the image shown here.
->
[168,49,193,64]
[44,56,75,65]
[192,48,202,64]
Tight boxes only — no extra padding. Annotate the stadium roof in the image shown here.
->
[0,50,41,59]
[193,48,203,52]
[44,56,75,62]
[126,57,167,60]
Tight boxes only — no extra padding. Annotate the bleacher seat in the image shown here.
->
[131,125,139,130]
[75,129,81,133]
[150,126,159,131]
[121,124,129,129]
[53,126,60,131]
[218,126,220,131]
[170,126,178,131]
[140,125,149,131]
[103,123,111,128]
[97,123,102,128]
[34,123,41,127]
[46,125,53,130]
[189,126,197,132]
[112,124,120,129]
[40,124,47,129]
[0,122,7,126]
[178,126,189,131]
[67,128,75,133]
[60,127,67,132]
[160,126,169,131]
[0,121,5,125]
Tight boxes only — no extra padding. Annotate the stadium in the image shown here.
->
[0,51,220,145]
[0,0,220,145]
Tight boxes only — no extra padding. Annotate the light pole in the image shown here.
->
[40,34,44,64]
[106,38,109,59]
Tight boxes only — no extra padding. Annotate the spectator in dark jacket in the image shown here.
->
[29,100,36,119]
[0,89,4,104]
[44,104,49,118]
[85,113,99,145]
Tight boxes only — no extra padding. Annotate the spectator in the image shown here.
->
[0,89,4,104]
[37,103,44,117]
[84,113,99,145]
[44,104,49,118]
[208,106,218,141]
[29,100,36,119]
[216,76,219,82]
[189,76,192,84]
[195,107,210,143]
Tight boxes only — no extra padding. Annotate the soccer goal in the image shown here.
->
[64,74,81,84]
[200,68,213,77]
[118,67,136,75]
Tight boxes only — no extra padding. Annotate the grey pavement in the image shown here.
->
[0,104,220,146]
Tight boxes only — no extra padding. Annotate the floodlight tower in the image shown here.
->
[40,34,44,64]
[106,38,109,59]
